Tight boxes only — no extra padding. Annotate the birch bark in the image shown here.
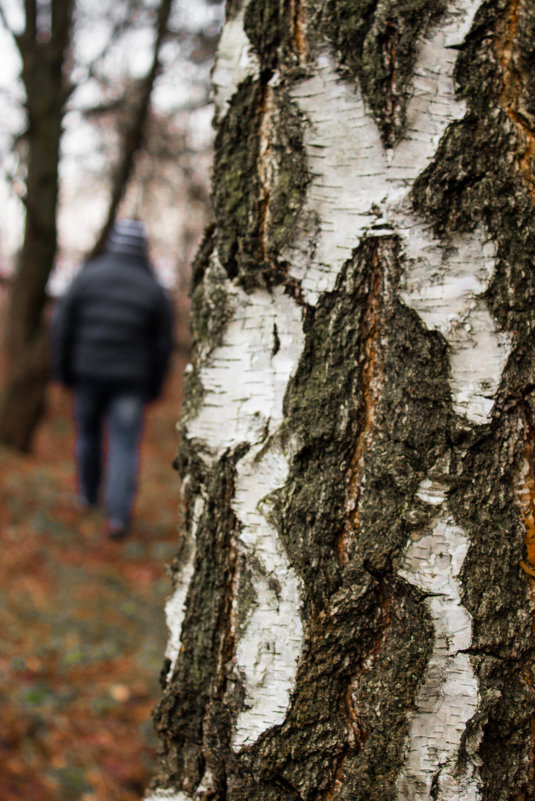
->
[151,0,535,798]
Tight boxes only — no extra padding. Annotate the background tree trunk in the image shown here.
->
[0,0,74,452]
[150,0,535,799]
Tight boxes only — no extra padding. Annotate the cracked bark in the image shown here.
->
[150,0,535,799]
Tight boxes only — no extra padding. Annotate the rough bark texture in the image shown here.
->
[151,0,535,799]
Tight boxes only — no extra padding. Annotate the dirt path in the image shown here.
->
[0,354,186,801]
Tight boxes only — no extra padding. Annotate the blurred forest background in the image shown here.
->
[0,0,223,798]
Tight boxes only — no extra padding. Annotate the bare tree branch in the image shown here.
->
[75,0,150,88]
[91,0,174,257]
[78,91,210,120]
[79,96,130,119]
[23,0,37,43]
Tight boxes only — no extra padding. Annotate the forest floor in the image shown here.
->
[0,349,188,801]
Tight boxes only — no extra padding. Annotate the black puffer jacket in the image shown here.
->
[51,243,174,401]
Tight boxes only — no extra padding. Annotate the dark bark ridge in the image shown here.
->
[212,78,310,291]
[154,238,456,799]
[449,416,535,799]
[322,0,447,147]
[242,0,311,74]
[212,78,264,282]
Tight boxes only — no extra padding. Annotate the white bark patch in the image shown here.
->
[164,550,195,672]
[187,286,304,454]
[400,226,511,424]
[398,487,481,800]
[185,285,306,749]
[165,490,204,678]
[416,479,448,507]
[211,4,260,122]
[164,495,202,675]
[233,444,304,748]
[286,0,481,305]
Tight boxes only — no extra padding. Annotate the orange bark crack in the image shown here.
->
[257,86,275,268]
[290,0,308,63]
[337,254,384,566]
[495,0,535,200]
[518,406,535,577]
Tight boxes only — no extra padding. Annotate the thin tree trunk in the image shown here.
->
[151,0,535,799]
[0,0,74,451]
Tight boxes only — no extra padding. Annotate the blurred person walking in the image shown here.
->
[51,219,174,539]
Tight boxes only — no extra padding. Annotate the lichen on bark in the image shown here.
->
[153,448,242,796]
[242,0,312,71]
[263,88,311,264]
[212,77,264,283]
[212,74,310,290]
[322,0,447,146]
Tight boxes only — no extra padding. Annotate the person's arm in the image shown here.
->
[50,284,79,388]
[148,289,174,401]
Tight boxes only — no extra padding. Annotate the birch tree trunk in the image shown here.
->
[150,0,535,798]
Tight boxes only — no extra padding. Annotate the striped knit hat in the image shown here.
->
[107,218,148,258]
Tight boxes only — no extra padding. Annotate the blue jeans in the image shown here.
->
[73,381,146,524]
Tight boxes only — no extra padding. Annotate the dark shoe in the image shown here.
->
[107,519,129,540]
